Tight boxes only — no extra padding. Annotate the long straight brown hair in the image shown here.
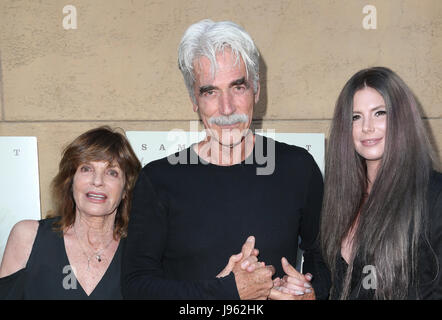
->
[320,67,438,299]
[49,126,141,239]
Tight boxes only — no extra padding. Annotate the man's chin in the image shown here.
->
[216,131,253,148]
[219,138,244,148]
[203,126,253,147]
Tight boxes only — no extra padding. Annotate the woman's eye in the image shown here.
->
[108,169,119,177]
[352,114,361,121]
[80,165,91,172]
[375,110,387,117]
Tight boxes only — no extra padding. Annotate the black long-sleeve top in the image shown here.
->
[331,171,442,299]
[122,135,330,299]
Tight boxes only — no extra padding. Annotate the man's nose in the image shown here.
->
[219,92,236,115]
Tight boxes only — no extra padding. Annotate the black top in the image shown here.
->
[0,217,123,299]
[122,135,331,299]
[331,171,442,299]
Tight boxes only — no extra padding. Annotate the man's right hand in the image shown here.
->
[232,236,275,300]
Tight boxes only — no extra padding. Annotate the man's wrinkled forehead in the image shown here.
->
[192,51,247,84]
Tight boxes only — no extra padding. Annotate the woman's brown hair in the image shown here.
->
[320,67,438,299]
[49,126,141,239]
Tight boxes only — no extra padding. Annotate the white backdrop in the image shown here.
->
[126,131,324,175]
[0,137,41,264]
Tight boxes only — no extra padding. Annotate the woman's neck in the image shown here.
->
[366,159,381,193]
[73,211,116,247]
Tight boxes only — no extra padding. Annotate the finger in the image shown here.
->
[247,261,265,272]
[252,248,259,257]
[241,255,258,270]
[241,236,255,259]
[216,253,242,278]
[280,286,305,296]
[247,261,266,273]
[242,261,263,273]
[283,281,312,294]
[230,252,243,263]
[258,265,276,279]
[281,257,304,280]
[217,253,241,277]
[285,275,312,288]
[216,269,228,278]
[246,263,257,272]
[305,273,313,281]
[266,265,276,276]
[273,277,282,287]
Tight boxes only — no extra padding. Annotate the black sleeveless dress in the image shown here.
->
[0,218,123,299]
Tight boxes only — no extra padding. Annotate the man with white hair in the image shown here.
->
[122,19,330,300]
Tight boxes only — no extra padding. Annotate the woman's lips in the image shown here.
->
[86,192,107,202]
[361,138,382,146]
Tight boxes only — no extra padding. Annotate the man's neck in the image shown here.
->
[195,131,255,166]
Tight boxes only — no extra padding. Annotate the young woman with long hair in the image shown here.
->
[320,67,441,299]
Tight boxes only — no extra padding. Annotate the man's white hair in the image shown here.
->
[178,19,260,104]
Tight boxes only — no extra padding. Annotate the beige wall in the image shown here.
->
[0,0,441,218]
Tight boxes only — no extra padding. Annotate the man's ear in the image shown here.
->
[254,81,261,104]
[189,94,199,112]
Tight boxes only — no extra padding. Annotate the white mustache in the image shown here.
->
[208,114,249,126]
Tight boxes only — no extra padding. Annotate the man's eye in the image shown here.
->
[202,90,215,97]
[234,86,246,93]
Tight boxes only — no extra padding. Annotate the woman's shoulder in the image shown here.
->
[5,220,39,250]
[11,219,40,232]
[0,220,39,278]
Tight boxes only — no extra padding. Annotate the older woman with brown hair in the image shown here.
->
[0,126,141,299]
